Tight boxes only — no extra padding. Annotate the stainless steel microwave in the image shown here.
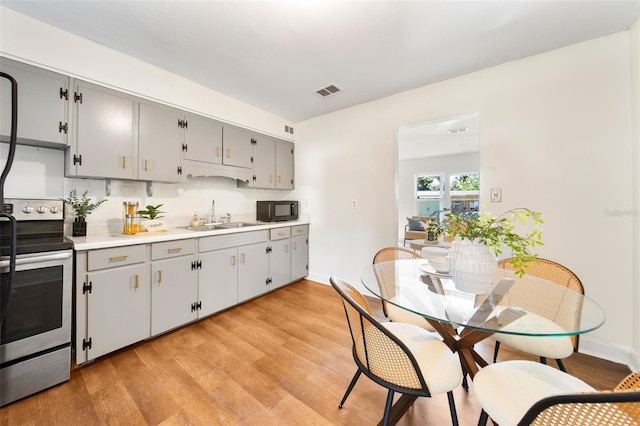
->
[257,201,298,222]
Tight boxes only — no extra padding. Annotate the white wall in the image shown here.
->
[298,30,637,365]
[398,152,480,241]
[630,18,640,366]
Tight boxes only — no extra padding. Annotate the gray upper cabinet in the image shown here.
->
[275,139,294,189]
[138,102,182,182]
[0,58,69,148]
[222,125,254,169]
[251,137,294,189]
[252,134,276,188]
[68,80,137,180]
[181,112,223,165]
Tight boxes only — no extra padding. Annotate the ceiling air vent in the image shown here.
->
[315,84,341,97]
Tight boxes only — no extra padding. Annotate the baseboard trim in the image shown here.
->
[579,336,640,371]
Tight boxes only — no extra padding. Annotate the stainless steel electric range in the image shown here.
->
[1,198,73,406]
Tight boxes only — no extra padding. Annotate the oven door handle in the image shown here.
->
[0,252,72,268]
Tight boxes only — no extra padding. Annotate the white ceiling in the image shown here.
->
[2,1,639,122]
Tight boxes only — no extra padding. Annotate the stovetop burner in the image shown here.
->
[1,198,72,256]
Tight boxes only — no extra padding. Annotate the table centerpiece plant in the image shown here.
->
[426,208,543,293]
[61,190,108,236]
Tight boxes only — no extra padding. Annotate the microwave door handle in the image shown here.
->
[269,204,272,220]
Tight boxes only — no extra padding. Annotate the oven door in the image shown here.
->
[0,250,73,363]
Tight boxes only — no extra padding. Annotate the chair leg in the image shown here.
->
[478,409,488,426]
[492,341,501,363]
[447,391,459,426]
[461,368,469,391]
[556,358,567,372]
[339,370,362,408]
[382,389,395,426]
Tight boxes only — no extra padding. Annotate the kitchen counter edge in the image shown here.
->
[69,221,310,251]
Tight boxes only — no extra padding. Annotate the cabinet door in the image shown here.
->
[237,242,270,302]
[291,234,309,281]
[87,263,149,360]
[72,82,137,179]
[222,125,254,169]
[276,139,294,189]
[252,135,275,188]
[151,256,197,336]
[182,112,223,165]
[270,238,291,288]
[198,247,238,317]
[0,58,68,147]
[138,102,182,182]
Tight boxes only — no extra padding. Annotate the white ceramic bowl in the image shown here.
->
[428,256,450,273]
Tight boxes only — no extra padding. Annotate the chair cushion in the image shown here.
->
[407,217,426,231]
[387,303,436,332]
[382,322,462,394]
[474,360,595,426]
[493,312,575,359]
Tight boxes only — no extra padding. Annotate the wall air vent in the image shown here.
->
[315,84,341,97]
[448,127,469,134]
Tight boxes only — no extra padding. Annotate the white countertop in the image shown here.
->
[69,220,310,251]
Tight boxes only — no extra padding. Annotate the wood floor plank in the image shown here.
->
[0,279,631,425]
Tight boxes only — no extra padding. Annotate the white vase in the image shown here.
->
[447,237,497,294]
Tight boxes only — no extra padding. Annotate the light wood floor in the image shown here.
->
[1,279,631,425]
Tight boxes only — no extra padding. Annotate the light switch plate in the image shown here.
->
[491,188,502,202]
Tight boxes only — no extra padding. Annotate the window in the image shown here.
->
[415,171,479,217]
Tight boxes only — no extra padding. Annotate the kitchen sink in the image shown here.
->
[215,222,259,229]
[178,222,260,232]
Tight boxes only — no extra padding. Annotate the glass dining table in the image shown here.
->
[361,259,606,380]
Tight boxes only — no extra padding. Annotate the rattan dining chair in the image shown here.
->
[330,277,462,426]
[373,247,437,332]
[474,360,640,425]
[492,258,584,372]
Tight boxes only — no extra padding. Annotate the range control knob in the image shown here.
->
[22,205,33,214]
[37,206,48,214]
[50,206,60,214]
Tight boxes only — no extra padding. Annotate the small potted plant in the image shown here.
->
[427,208,543,293]
[61,190,107,236]
[137,204,168,233]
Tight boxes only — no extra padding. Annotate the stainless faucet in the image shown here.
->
[206,200,216,224]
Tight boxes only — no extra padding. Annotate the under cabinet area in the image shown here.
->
[0,57,69,148]
[74,223,309,365]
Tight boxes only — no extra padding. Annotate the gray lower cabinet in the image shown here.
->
[0,57,69,148]
[269,228,291,288]
[75,245,150,363]
[291,225,309,281]
[199,230,270,304]
[74,225,308,364]
[68,80,138,179]
[150,239,197,336]
[198,247,238,317]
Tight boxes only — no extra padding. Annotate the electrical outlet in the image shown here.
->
[491,188,502,202]
[352,200,358,209]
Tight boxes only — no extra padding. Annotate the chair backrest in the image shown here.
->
[373,247,421,264]
[519,372,640,425]
[499,257,583,351]
[372,247,422,316]
[329,277,428,392]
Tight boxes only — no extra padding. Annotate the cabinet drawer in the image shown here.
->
[88,245,146,271]
[151,239,195,260]
[270,227,290,240]
[199,230,269,253]
[291,225,309,236]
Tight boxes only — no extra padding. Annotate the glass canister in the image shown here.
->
[123,202,139,235]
